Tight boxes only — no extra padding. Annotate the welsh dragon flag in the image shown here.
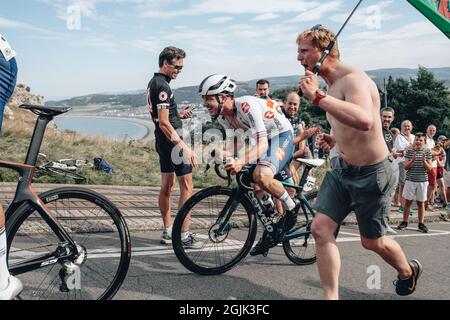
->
[407,0,450,39]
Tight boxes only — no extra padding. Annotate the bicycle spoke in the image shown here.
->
[83,264,112,288]
[173,187,255,275]
[32,265,58,300]
[8,189,130,300]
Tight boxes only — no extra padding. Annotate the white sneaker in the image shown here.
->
[386,225,398,235]
[160,230,172,245]
[182,233,203,249]
[0,276,23,300]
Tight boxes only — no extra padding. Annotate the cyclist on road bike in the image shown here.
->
[199,74,300,256]
[0,33,22,300]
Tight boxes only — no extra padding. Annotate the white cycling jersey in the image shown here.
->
[0,34,16,61]
[217,96,293,140]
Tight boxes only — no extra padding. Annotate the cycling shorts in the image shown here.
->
[155,129,192,177]
[257,130,294,175]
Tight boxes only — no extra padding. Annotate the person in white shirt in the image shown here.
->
[425,125,438,210]
[0,33,22,300]
[199,74,298,257]
[393,120,415,212]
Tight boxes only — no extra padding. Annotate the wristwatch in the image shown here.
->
[312,89,327,105]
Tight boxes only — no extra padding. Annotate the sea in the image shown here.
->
[53,116,153,141]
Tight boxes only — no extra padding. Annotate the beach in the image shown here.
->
[55,115,155,141]
[119,117,155,141]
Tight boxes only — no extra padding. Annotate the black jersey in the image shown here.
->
[147,73,182,130]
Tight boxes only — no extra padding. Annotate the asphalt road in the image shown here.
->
[113,221,450,300]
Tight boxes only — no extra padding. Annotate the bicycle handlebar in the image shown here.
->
[204,150,232,186]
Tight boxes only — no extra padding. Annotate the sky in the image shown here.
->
[1,0,449,100]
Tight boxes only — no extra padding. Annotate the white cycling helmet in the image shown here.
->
[198,74,237,96]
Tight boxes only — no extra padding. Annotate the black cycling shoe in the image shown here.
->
[249,231,277,257]
[397,221,408,230]
[282,210,298,232]
[279,199,300,232]
[418,223,428,233]
[394,259,423,296]
[249,237,270,257]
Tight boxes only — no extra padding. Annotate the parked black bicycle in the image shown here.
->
[3,104,131,300]
[172,156,339,275]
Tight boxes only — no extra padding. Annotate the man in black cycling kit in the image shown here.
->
[147,46,200,248]
[0,33,22,300]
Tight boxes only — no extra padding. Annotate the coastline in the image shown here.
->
[119,117,154,141]
[56,115,155,141]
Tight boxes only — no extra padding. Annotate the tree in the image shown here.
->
[267,66,450,137]
[386,66,450,136]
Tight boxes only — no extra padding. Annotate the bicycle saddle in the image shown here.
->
[295,158,326,168]
[19,104,72,116]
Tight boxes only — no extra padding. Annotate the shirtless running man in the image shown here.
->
[297,25,422,300]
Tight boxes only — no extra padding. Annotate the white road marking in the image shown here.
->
[405,227,450,233]
[10,229,450,260]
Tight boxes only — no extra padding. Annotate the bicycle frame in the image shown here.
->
[2,113,79,275]
[213,169,272,237]
[281,164,317,241]
[214,163,317,241]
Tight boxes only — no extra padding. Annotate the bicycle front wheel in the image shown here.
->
[7,187,131,300]
[172,186,257,275]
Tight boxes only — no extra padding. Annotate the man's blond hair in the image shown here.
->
[296,25,340,59]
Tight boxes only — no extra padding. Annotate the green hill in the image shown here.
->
[46,67,450,112]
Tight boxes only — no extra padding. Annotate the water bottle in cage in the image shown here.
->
[261,193,276,217]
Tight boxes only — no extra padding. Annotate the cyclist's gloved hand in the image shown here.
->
[224,157,244,175]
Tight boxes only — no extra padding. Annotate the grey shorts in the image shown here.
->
[314,156,399,239]
[397,162,406,187]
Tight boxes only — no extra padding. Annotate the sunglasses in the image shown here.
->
[170,63,184,71]
[311,24,323,31]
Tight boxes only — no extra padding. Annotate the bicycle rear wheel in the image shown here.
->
[282,221,317,265]
[172,186,257,275]
[282,191,339,265]
[6,187,131,300]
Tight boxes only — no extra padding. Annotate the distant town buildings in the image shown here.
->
[96,103,211,130]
